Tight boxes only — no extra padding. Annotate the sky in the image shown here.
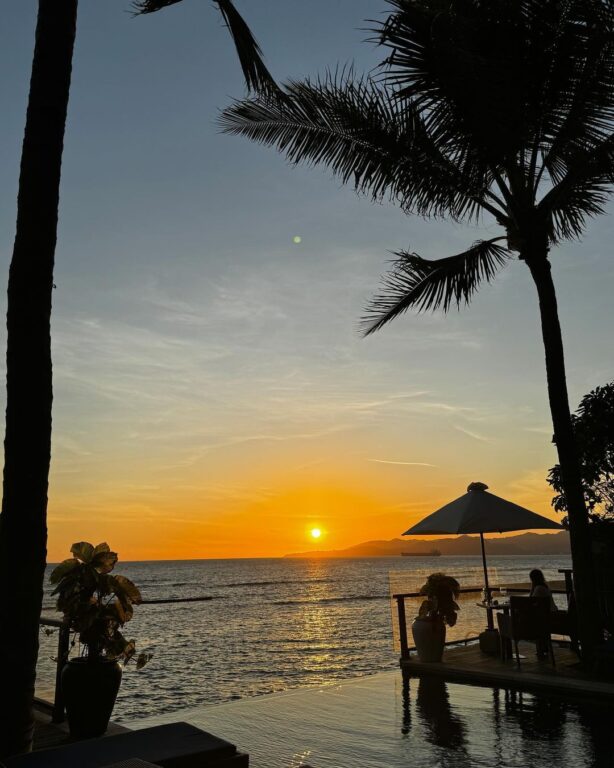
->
[1,1,612,562]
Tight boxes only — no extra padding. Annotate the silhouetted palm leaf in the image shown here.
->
[376,0,614,182]
[221,73,503,222]
[535,2,614,175]
[132,0,277,94]
[362,239,510,335]
[132,0,180,10]
[539,132,614,240]
[375,0,527,165]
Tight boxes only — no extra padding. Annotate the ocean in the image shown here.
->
[38,555,571,722]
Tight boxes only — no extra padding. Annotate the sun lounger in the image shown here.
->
[101,761,163,768]
[0,722,248,768]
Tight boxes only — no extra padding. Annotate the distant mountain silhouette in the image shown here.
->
[284,531,570,558]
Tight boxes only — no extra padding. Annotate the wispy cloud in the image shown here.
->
[389,500,439,510]
[523,425,553,436]
[201,425,352,453]
[414,401,478,415]
[368,459,436,467]
[503,469,560,518]
[454,425,494,443]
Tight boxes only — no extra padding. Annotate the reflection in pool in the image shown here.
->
[408,675,611,768]
[132,670,614,767]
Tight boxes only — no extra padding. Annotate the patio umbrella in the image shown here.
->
[403,482,563,627]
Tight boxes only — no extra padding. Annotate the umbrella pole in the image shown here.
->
[480,532,494,630]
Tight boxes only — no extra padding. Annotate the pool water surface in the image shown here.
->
[131,670,613,767]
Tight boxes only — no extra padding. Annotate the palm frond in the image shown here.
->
[132,0,278,95]
[548,176,611,241]
[215,0,278,95]
[539,132,614,241]
[376,0,614,187]
[220,73,501,222]
[131,0,181,13]
[362,238,510,336]
[374,0,533,166]
[534,1,614,186]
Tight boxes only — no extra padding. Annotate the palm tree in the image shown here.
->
[221,0,613,661]
[0,0,270,756]
[0,2,78,757]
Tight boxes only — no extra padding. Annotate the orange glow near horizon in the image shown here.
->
[45,455,564,563]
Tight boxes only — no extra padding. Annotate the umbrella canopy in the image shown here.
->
[403,482,563,536]
[403,482,563,629]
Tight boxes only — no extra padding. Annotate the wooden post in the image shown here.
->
[397,596,410,660]
[558,568,574,608]
[52,622,69,723]
[480,532,494,630]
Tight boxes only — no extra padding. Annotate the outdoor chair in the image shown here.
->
[497,595,555,668]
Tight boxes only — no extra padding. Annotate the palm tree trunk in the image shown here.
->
[0,1,77,757]
[527,255,601,662]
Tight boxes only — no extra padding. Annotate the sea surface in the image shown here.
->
[38,555,571,722]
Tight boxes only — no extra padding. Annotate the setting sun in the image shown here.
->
[310,528,322,540]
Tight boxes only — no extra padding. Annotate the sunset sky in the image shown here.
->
[1,1,612,561]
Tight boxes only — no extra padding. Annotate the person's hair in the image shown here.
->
[529,568,547,587]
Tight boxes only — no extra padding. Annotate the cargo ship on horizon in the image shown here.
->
[401,549,441,557]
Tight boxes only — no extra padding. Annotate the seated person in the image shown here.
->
[529,568,558,611]
[529,568,558,659]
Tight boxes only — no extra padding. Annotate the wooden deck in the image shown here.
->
[400,641,614,701]
[33,701,129,752]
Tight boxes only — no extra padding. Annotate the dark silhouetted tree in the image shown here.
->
[0,3,78,756]
[0,0,270,756]
[221,0,614,660]
[549,382,614,522]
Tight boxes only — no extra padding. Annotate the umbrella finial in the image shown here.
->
[467,481,488,493]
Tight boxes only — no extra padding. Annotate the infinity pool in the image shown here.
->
[131,671,613,767]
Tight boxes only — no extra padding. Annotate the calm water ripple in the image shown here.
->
[38,555,571,722]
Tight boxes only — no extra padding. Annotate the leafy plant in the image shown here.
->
[548,382,614,522]
[50,542,152,668]
[417,573,461,627]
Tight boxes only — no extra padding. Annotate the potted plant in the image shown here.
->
[411,573,461,662]
[50,541,152,738]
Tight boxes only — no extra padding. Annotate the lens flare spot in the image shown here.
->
[293,235,302,244]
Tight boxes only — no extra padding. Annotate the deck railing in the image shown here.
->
[38,616,70,723]
[392,581,572,661]
[392,588,486,660]
[38,596,215,723]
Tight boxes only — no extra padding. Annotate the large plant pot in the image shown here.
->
[411,617,446,662]
[61,657,122,738]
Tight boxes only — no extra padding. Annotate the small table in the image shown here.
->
[476,600,511,624]
[476,601,512,658]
